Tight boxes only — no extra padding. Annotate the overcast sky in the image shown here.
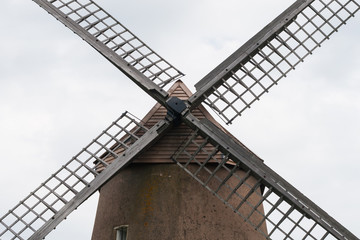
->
[0,0,359,239]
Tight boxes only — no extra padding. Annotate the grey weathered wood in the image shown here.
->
[32,0,169,106]
[1,0,358,239]
[28,119,172,240]
[187,0,314,108]
[183,112,358,240]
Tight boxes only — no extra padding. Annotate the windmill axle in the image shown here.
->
[165,96,187,125]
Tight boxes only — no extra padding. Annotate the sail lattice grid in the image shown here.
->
[172,130,348,240]
[203,0,360,124]
[0,112,147,240]
[39,0,183,88]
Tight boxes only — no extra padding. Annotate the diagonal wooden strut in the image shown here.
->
[188,0,314,106]
[1,0,359,239]
[32,0,184,106]
[188,0,360,124]
[29,119,171,240]
[178,112,358,240]
[0,112,171,240]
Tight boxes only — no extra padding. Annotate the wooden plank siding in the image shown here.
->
[96,80,262,171]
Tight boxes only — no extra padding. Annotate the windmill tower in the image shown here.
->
[91,80,268,239]
[0,0,359,240]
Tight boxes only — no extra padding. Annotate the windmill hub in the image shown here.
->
[165,96,187,124]
[2,0,359,239]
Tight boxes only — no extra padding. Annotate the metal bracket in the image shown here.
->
[166,96,187,125]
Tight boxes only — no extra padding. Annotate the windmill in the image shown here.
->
[0,0,360,238]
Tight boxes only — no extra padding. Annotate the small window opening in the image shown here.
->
[116,225,128,240]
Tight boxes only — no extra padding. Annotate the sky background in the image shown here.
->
[0,0,359,239]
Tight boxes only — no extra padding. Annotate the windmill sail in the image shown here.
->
[0,112,171,240]
[175,113,358,240]
[32,0,184,105]
[188,0,360,124]
[2,0,359,239]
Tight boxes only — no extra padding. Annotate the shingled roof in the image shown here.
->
[133,80,222,163]
[98,80,260,167]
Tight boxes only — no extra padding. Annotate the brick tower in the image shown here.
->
[91,81,267,239]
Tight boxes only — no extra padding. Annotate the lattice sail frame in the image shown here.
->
[1,0,359,239]
[34,0,183,88]
[194,0,360,124]
[0,112,148,240]
[172,127,351,240]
